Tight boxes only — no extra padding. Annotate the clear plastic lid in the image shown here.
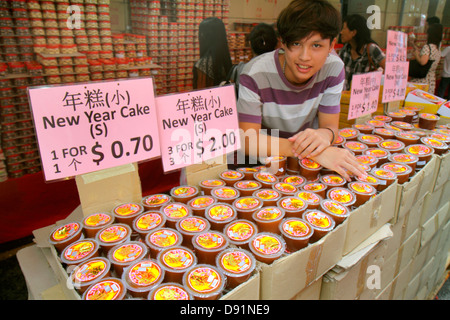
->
[224,219,258,244]
[381,162,413,177]
[253,171,278,185]
[295,190,323,206]
[252,188,281,203]
[302,182,327,194]
[279,217,313,241]
[112,202,144,220]
[199,179,226,190]
[219,170,245,183]
[205,202,237,224]
[355,155,379,167]
[216,247,256,278]
[122,259,165,293]
[299,158,322,170]
[145,228,183,251]
[107,241,148,267]
[170,185,199,201]
[95,223,131,246]
[70,257,111,290]
[319,199,350,219]
[82,277,126,300]
[326,187,356,207]
[233,180,262,192]
[211,186,240,202]
[339,127,359,139]
[421,137,448,151]
[319,174,347,187]
[141,193,173,210]
[82,212,114,231]
[248,232,286,260]
[302,209,336,232]
[148,282,192,300]
[60,238,99,265]
[370,167,397,181]
[253,206,285,223]
[157,246,197,273]
[344,141,368,153]
[183,264,226,299]
[48,221,82,245]
[390,121,414,130]
[273,182,298,195]
[160,202,192,222]
[187,195,216,210]
[232,196,263,213]
[282,175,306,187]
[277,196,307,213]
[348,181,377,196]
[357,134,383,145]
[176,216,210,236]
[405,144,434,157]
[377,139,405,152]
[388,153,418,166]
[132,211,166,234]
[364,148,390,160]
[192,230,228,253]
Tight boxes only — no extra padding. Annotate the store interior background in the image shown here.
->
[1,0,450,300]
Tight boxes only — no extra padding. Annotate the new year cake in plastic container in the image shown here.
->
[204,202,237,231]
[170,185,199,204]
[187,195,216,216]
[82,212,114,238]
[298,158,322,181]
[70,257,111,294]
[248,232,286,264]
[233,180,262,197]
[160,202,192,228]
[122,259,164,298]
[405,144,434,168]
[112,202,144,227]
[418,113,440,130]
[264,156,287,176]
[347,181,377,206]
[326,187,357,208]
[107,241,148,277]
[252,188,281,206]
[210,186,240,204]
[198,179,226,195]
[296,190,323,210]
[49,222,83,253]
[141,193,172,211]
[279,217,313,252]
[157,246,197,284]
[381,162,413,184]
[95,223,131,254]
[148,282,192,300]
[232,196,263,220]
[253,171,278,188]
[216,247,256,289]
[145,227,183,257]
[302,210,335,242]
[219,170,245,186]
[132,211,166,239]
[82,277,127,300]
[252,206,285,234]
[319,199,350,225]
[223,219,258,250]
[60,238,100,268]
[176,216,210,249]
[183,264,226,300]
[277,196,307,218]
[370,167,397,191]
[192,230,228,265]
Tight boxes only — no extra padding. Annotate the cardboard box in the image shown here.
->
[320,225,392,300]
[420,202,450,248]
[404,269,421,299]
[394,155,438,223]
[433,151,450,192]
[343,181,397,255]
[259,219,348,300]
[376,260,412,300]
[291,277,322,300]
[404,89,446,114]
[221,272,260,300]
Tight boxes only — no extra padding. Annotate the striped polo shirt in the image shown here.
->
[237,48,345,139]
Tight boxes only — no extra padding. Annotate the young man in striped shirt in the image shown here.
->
[237,0,366,181]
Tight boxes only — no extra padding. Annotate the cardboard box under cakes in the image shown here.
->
[394,155,439,224]
[258,217,348,300]
[343,181,397,255]
[432,151,450,193]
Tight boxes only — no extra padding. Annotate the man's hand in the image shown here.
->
[288,128,333,159]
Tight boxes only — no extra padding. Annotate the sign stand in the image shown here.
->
[75,162,142,217]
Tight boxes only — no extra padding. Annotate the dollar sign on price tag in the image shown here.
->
[28,78,161,181]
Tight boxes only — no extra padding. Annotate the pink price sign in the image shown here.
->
[28,78,161,181]
[155,85,240,172]
[348,71,382,120]
[382,61,409,103]
[386,30,407,62]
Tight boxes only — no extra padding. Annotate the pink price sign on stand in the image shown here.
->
[382,61,409,103]
[155,85,241,172]
[348,71,382,120]
[28,78,161,181]
[385,30,408,62]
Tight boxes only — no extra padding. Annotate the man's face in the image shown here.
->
[282,32,336,86]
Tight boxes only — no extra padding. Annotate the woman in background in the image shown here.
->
[338,14,386,91]
[409,23,443,95]
[193,17,232,89]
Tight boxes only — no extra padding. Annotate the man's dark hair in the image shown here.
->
[276,0,341,48]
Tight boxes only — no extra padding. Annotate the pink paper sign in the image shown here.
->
[386,30,407,62]
[382,61,409,103]
[348,71,382,120]
[28,78,161,181]
[155,85,240,172]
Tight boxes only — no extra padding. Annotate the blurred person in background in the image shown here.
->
[409,23,443,95]
[437,45,450,99]
[193,17,232,89]
[338,14,386,91]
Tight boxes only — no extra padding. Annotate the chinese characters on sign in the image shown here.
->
[156,85,240,172]
[382,30,409,103]
[348,71,382,120]
[382,61,409,103]
[28,78,161,181]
